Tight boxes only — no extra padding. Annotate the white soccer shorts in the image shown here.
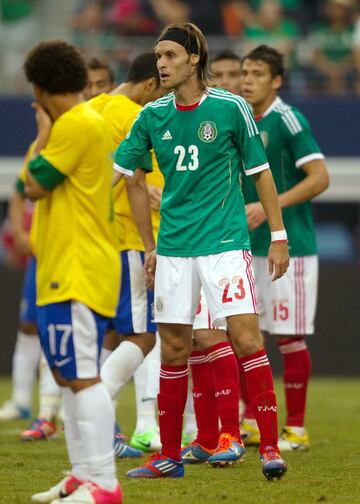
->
[154,250,257,327]
[193,288,226,331]
[252,255,318,336]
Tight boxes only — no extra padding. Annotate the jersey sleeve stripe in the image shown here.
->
[295,153,324,168]
[245,162,270,176]
[282,111,302,135]
[208,90,257,137]
[113,163,134,177]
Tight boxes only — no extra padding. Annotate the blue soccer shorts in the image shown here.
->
[37,300,109,380]
[19,256,37,324]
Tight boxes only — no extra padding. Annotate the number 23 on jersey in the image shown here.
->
[174,145,199,171]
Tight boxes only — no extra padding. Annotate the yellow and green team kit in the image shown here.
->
[27,102,120,317]
[242,97,324,257]
[89,93,163,248]
[114,89,269,257]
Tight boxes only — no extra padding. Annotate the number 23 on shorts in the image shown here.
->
[219,276,246,303]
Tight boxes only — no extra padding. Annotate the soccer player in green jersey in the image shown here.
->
[114,22,289,481]
[240,45,329,451]
[210,50,242,95]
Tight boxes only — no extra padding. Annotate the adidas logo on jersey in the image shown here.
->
[162,130,173,140]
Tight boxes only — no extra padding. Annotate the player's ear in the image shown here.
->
[272,75,282,92]
[190,53,200,67]
[144,77,156,91]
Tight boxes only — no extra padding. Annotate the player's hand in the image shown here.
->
[268,241,289,281]
[13,230,32,257]
[31,102,53,139]
[147,185,162,211]
[245,202,267,230]
[144,248,157,290]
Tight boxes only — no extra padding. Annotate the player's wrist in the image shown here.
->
[271,229,288,243]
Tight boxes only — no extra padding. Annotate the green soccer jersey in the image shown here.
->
[242,97,324,257]
[114,88,269,257]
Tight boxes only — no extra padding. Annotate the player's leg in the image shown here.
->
[239,256,267,447]
[32,301,122,504]
[0,256,40,421]
[186,291,244,467]
[130,335,161,452]
[101,251,156,400]
[127,255,199,479]
[21,351,61,440]
[273,256,317,451]
[200,250,287,480]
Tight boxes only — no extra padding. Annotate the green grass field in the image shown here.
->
[0,377,360,504]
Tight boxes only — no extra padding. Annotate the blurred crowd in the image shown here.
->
[2,0,360,94]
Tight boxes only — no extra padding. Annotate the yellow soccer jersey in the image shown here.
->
[28,102,120,317]
[90,93,163,250]
[17,142,38,255]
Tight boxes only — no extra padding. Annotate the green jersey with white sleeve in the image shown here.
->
[114,88,269,257]
[242,97,324,257]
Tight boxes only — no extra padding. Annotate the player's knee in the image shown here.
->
[231,331,263,357]
[161,338,191,365]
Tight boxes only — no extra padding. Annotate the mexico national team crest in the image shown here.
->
[198,121,217,143]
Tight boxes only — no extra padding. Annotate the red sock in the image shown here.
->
[189,351,219,450]
[278,337,311,427]
[237,358,256,420]
[239,349,278,452]
[158,364,188,461]
[205,342,240,439]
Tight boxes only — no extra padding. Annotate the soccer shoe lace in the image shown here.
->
[21,418,57,441]
[278,426,310,451]
[50,481,122,504]
[216,433,243,453]
[260,445,288,480]
[207,433,246,467]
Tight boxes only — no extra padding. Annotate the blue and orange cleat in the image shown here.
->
[260,445,288,480]
[21,418,57,441]
[181,442,216,464]
[207,433,246,467]
[126,452,184,479]
[114,433,143,458]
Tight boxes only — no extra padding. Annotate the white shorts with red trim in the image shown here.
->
[154,250,258,327]
[252,255,318,336]
[193,288,227,331]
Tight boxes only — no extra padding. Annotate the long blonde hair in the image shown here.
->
[157,22,211,90]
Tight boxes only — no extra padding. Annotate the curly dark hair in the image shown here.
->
[24,40,87,94]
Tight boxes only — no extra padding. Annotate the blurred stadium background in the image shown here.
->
[0,0,359,376]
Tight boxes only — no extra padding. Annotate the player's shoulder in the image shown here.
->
[207,87,249,109]
[272,97,309,135]
[141,93,175,116]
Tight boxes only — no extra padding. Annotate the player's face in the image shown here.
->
[155,41,197,90]
[84,69,114,100]
[240,59,281,108]
[210,58,242,95]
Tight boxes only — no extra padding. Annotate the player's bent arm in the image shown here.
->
[112,168,123,187]
[25,171,50,201]
[126,168,156,253]
[253,168,285,233]
[253,168,289,281]
[278,159,329,209]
